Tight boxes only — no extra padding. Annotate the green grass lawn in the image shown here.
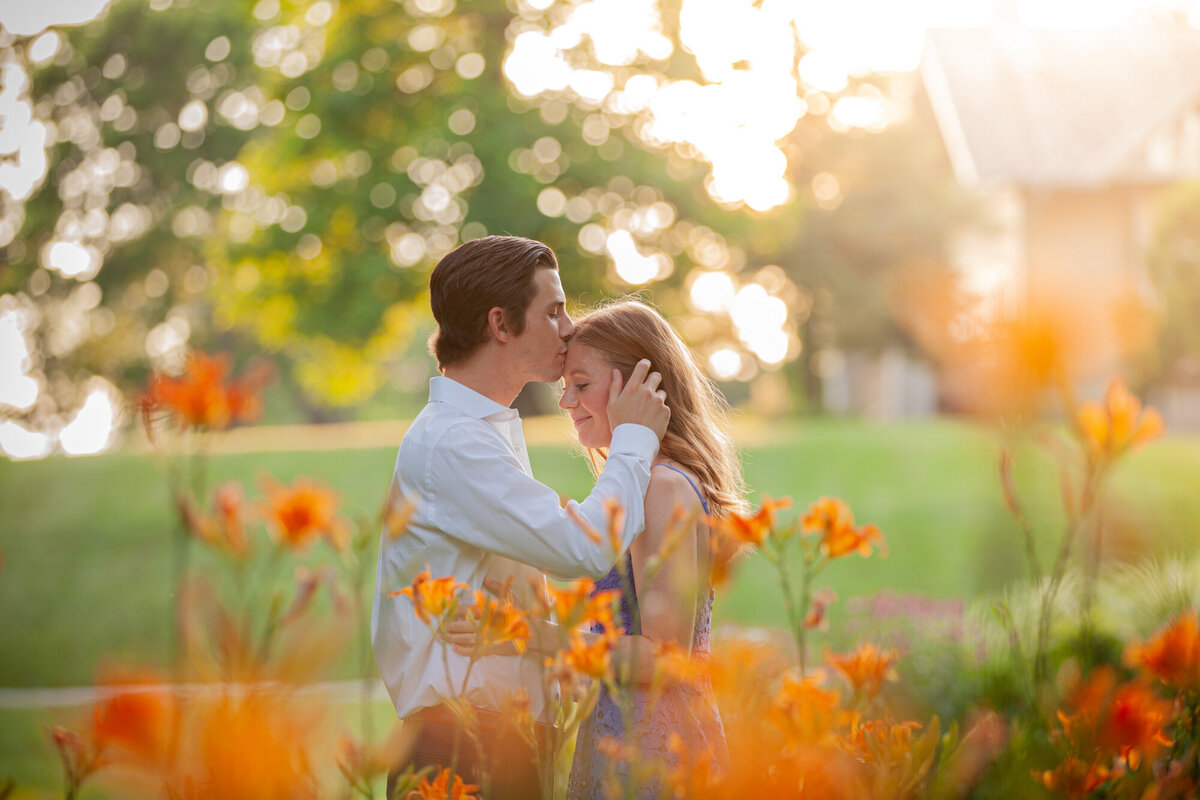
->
[2,416,1199,788]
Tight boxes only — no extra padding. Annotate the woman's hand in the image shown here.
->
[443,612,521,658]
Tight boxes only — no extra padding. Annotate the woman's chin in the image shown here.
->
[577,433,611,450]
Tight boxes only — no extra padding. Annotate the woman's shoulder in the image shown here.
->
[647,461,705,512]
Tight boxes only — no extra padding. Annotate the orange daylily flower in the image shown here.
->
[1036,757,1118,798]
[652,641,707,689]
[1058,666,1174,769]
[718,496,792,547]
[1076,379,1165,466]
[666,733,722,799]
[91,671,177,766]
[823,521,885,559]
[464,589,532,654]
[805,587,838,632]
[825,643,900,700]
[771,671,851,745]
[849,717,923,766]
[139,351,273,434]
[499,688,535,734]
[604,496,626,556]
[336,725,416,787]
[707,525,744,588]
[803,497,886,560]
[192,692,319,800]
[1126,609,1200,691]
[389,571,469,626]
[545,578,597,628]
[181,482,252,558]
[259,476,346,552]
[552,629,616,681]
[897,278,1122,420]
[407,767,480,800]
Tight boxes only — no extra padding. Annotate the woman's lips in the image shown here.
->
[572,416,591,428]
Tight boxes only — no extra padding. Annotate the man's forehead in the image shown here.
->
[535,268,565,300]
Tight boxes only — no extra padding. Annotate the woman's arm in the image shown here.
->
[609,467,705,685]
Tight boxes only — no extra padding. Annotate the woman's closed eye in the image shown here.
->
[573,383,588,391]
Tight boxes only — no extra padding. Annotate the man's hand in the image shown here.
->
[606,358,670,440]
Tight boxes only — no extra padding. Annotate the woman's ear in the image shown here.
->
[487,306,511,343]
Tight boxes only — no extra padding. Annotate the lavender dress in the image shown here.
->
[566,465,729,799]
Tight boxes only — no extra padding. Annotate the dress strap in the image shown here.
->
[652,463,710,516]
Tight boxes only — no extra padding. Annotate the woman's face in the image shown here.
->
[559,342,615,449]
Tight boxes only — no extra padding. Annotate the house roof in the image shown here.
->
[921,26,1200,187]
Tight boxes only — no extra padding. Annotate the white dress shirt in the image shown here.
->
[370,376,659,720]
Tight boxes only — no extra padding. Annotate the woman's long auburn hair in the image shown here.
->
[570,299,748,519]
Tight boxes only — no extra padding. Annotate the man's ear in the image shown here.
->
[487,306,511,343]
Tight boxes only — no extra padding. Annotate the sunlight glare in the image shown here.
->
[0,306,39,411]
[607,229,662,285]
[688,270,735,313]
[43,240,100,279]
[0,0,113,36]
[708,348,743,381]
[59,378,121,456]
[0,420,54,460]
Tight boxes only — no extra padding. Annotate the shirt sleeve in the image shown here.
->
[426,421,658,578]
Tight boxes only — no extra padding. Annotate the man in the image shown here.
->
[371,235,669,797]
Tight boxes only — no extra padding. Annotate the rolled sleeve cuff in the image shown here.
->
[609,423,660,460]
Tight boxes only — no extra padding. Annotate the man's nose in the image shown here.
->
[560,313,575,339]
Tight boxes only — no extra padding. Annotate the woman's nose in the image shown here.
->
[558,387,575,409]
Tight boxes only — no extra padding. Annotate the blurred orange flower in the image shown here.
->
[604,497,626,556]
[259,476,347,552]
[181,482,251,558]
[389,570,469,627]
[707,525,744,588]
[1126,609,1200,691]
[802,498,886,560]
[805,587,838,631]
[1036,756,1117,797]
[464,589,531,654]
[192,692,319,800]
[1075,379,1165,467]
[499,688,535,735]
[554,630,616,681]
[140,351,273,434]
[1058,666,1174,770]
[825,643,900,700]
[771,671,851,745]
[91,671,177,766]
[666,733,722,798]
[652,641,707,689]
[336,725,416,790]
[407,767,480,800]
[382,480,417,539]
[898,278,1125,420]
[718,496,791,547]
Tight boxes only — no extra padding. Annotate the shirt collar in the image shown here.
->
[429,376,518,422]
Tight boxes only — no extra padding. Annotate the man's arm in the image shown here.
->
[425,358,669,577]
[428,420,657,578]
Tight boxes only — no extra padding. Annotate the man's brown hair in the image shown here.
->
[428,235,559,368]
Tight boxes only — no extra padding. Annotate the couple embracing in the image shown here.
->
[371,235,745,799]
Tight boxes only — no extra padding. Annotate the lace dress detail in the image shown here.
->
[566,465,729,799]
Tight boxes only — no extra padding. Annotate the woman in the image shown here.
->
[559,299,745,799]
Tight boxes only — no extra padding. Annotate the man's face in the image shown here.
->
[511,268,574,383]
